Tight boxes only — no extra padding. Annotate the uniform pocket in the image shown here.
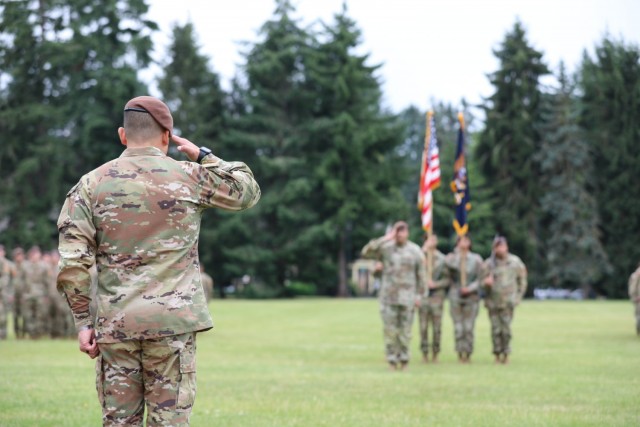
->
[95,355,105,409]
[176,335,197,413]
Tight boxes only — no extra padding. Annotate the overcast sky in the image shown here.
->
[144,0,639,114]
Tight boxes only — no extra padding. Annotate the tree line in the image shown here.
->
[0,0,638,298]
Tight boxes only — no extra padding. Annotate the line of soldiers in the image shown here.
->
[0,245,76,340]
[0,243,217,342]
[362,222,527,370]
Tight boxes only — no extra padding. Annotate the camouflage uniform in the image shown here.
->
[445,249,483,356]
[22,259,50,338]
[12,259,27,339]
[0,256,11,339]
[482,254,527,356]
[57,146,260,426]
[628,267,640,335]
[201,271,214,302]
[418,249,448,357]
[362,236,427,365]
[47,259,74,338]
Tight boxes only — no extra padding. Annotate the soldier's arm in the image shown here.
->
[197,154,261,211]
[416,251,427,297]
[466,256,483,292]
[432,259,451,290]
[361,236,387,260]
[517,260,528,303]
[630,274,640,301]
[56,178,97,330]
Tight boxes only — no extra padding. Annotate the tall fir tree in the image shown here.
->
[305,5,407,295]
[157,22,229,286]
[579,38,640,297]
[0,0,155,248]
[537,63,610,292]
[476,20,549,283]
[222,0,318,293]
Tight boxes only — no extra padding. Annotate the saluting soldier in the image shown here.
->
[482,236,527,364]
[56,96,260,426]
[445,234,483,363]
[628,263,640,336]
[362,221,427,371]
[418,234,449,363]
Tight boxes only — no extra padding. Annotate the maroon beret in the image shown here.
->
[124,96,173,136]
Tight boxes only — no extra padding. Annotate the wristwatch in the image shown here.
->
[78,325,94,331]
[197,146,212,164]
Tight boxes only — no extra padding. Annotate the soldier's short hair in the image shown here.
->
[394,221,409,232]
[493,235,508,247]
[123,110,165,143]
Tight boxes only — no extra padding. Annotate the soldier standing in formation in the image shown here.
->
[200,265,214,302]
[23,247,50,339]
[11,248,26,339]
[361,221,427,371]
[56,96,260,426]
[445,234,483,363]
[628,263,640,336]
[418,234,449,363]
[482,236,527,364]
[0,245,11,339]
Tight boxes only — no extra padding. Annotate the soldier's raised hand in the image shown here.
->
[172,134,201,162]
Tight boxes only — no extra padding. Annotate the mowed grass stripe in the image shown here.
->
[0,299,637,426]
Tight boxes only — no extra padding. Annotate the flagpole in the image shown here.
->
[426,111,435,281]
[457,111,467,287]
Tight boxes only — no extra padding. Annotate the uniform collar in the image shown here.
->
[120,146,166,158]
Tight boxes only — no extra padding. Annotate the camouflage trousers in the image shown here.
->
[418,298,444,355]
[635,303,640,335]
[24,295,49,338]
[96,332,197,427]
[488,306,514,355]
[450,300,479,355]
[13,292,25,339]
[380,303,415,363]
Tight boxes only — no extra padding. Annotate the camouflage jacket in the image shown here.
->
[361,237,427,307]
[445,249,484,304]
[629,268,640,302]
[0,257,10,303]
[482,254,527,309]
[57,146,260,342]
[422,249,449,303]
[23,260,50,299]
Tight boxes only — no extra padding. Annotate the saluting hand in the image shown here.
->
[171,134,201,162]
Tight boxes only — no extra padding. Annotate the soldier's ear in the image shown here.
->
[118,127,127,146]
[161,130,170,146]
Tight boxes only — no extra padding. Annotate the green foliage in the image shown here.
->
[0,0,155,249]
[579,38,640,297]
[536,64,611,289]
[476,20,550,283]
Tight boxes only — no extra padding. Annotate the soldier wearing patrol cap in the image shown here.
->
[482,236,527,364]
[56,95,260,426]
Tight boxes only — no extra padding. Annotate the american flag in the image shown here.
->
[418,111,441,232]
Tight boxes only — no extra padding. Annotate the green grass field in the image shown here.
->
[0,299,638,426]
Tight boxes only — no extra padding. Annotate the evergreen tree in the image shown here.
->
[0,0,156,248]
[537,63,610,291]
[579,38,640,297]
[157,22,229,286]
[476,20,550,283]
[306,6,407,295]
[222,0,318,293]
